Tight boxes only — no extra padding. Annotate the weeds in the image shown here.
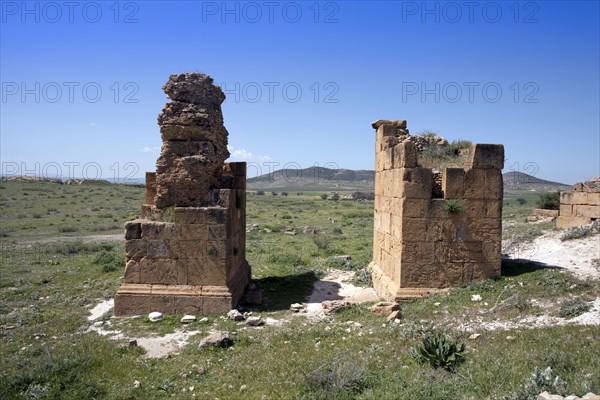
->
[560,221,600,241]
[410,328,466,372]
[506,367,566,400]
[557,298,591,318]
[303,359,370,397]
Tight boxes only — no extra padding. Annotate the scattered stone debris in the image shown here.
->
[369,301,401,316]
[180,315,196,324]
[284,228,297,235]
[290,303,306,313]
[199,331,232,349]
[148,311,163,322]
[303,226,317,234]
[227,309,245,321]
[129,339,138,347]
[331,255,352,261]
[322,300,351,315]
[471,294,482,302]
[132,380,141,389]
[386,310,401,321]
[245,316,264,327]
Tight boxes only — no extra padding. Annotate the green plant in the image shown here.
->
[443,199,464,214]
[303,359,370,397]
[560,221,600,241]
[536,192,560,210]
[517,198,527,205]
[312,233,331,250]
[410,329,466,372]
[557,298,591,318]
[92,250,122,272]
[320,193,328,200]
[507,367,566,400]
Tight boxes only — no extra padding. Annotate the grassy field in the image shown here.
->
[1,180,598,399]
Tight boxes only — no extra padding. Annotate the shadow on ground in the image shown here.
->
[501,258,565,277]
[246,271,321,312]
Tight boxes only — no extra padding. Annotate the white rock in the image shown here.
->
[468,333,481,340]
[227,309,245,321]
[132,380,140,389]
[246,316,263,326]
[148,311,163,322]
[181,315,196,324]
[93,321,104,328]
[199,317,209,323]
[471,294,482,302]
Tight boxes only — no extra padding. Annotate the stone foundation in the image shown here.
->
[368,120,504,302]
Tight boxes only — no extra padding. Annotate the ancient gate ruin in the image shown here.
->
[556,177,600,228]
[368,120,504,301]
[114,73,250,316]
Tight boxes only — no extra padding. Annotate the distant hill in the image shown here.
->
[247,167,571,192]
[247,166,375,191]
[502,171,570,191]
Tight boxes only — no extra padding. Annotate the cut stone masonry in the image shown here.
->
[556,177,600,229]
[368,120,504,302]
[114,73,250,316]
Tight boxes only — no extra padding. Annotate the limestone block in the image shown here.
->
[482,241,501,261]
[145,172,157,205]
[571,192,589,205]
[574,205,600,219]
[383,147,394,171]
[372,119,407,130]
[146,240,171,258]
[394,198,427,218]
[141,221,179,240]
[560,192,573,204]
[532,209,559,218]
[390,214,403,238]
[400,218,427,242]
[125,239,147,261]
[465,144,504,170]
[486,200,503,219]
[484,169,503,200]
[208,224,230,240]
[463,168,486,199]
[123,260,140,284]
[179,224,209,241]
[174,207,227,225]
[393,142,418,168]
[125,220,142,240]
[139,258,179,285]
[588,192,600,206]
[559,204,573,217]
[443,168,465,199]
[186,258,228,286]
[466,200,487,219]
[380,211,391,234]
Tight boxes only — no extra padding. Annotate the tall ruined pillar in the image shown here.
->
[369,120,504,301]
[114,73,250,315]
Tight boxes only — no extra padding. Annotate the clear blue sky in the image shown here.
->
[1,1,598,184]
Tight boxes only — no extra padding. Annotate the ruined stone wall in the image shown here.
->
[369,120,504,302]
[114,73,250,315]
[556,177,600,228]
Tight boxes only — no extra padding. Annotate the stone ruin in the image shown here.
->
[556,177,600,228]
[114,73,250,316]
[368,120,504,301]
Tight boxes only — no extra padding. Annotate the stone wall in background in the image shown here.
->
[557,177,600,229]
[369,120,504,302]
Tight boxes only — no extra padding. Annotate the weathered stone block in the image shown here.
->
[571,192,588,205]
[484,169,503,199]
[464,168,486,199]
[560,192,573,204]
[393,142,418,168]
[465,144,504,170]
[123,260,140,284]
[145,172,157,205]
[141,221,179,240]
[443,168,464,199]
[125,220,142,240]
[146,240,171,258]
[139,258,178,285]
[574,205,600,219]
[125,239,147,261]
[559,204,573,217]
[588,192,600,206]
[174,207,227,225]
[556,216,592,229]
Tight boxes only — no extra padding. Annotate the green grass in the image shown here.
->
[1,181,599,399]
